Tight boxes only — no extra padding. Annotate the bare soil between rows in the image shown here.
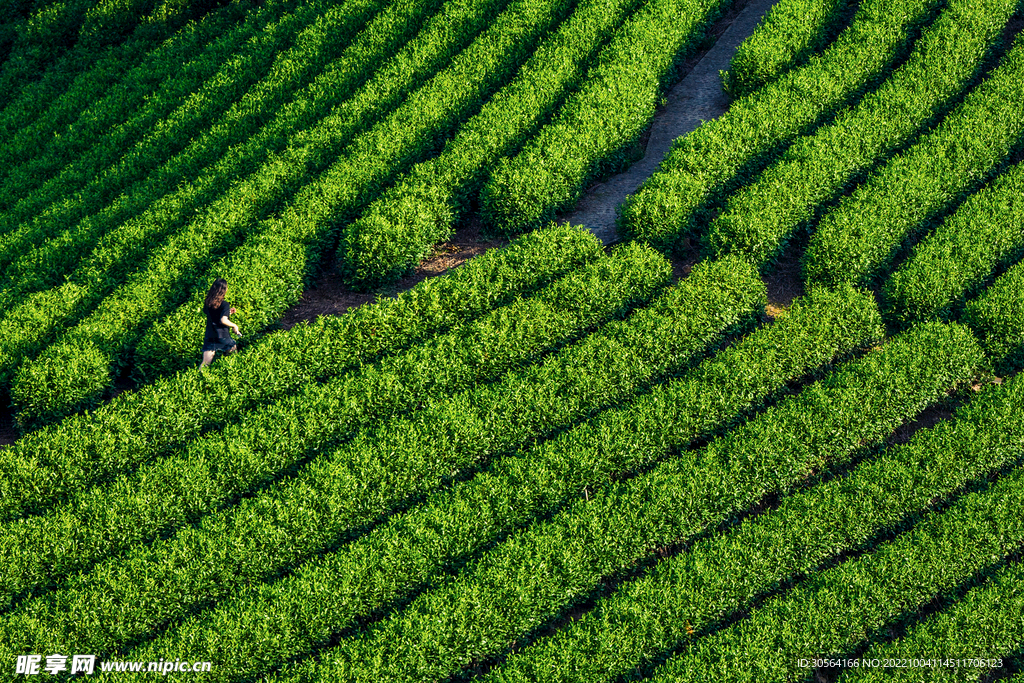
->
[280,215,507,330]
[0,398,16,449]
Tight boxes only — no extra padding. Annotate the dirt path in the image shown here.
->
[0,398,16,449]
[280,216,507,329]
[565,0,779,244]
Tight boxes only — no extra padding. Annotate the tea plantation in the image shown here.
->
[0,0,1022,679]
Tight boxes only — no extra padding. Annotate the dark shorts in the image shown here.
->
[201,337,237,353]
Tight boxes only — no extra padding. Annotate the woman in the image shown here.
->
[200,278,241,368]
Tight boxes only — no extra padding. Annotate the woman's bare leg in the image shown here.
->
[200,350,216,367]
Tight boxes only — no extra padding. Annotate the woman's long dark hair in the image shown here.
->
[204,278,228,315]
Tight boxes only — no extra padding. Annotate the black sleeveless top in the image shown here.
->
[204,301,232,344]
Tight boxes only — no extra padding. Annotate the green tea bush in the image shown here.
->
[963,259,1024,375]
[721,0,852,97]
[0,0,245,178]
[0,0,98,99]
[134,0,589,377]
[0,0,307,263]
[0,0,297,214]
[0,0,447,308]
[0,19,20,65]
[0,284,95,393]
[883,160,1024,326]
[0,0,35,64]
[704,0,1016,267]
[803,37,1024,289]
[75,0,164,50]
[617,0,944,252]
[8,340,110,431]
[0,0,166,84]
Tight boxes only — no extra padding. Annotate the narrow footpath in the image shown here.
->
[566,0,779,244]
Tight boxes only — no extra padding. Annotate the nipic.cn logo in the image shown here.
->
[15,655,213,675]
